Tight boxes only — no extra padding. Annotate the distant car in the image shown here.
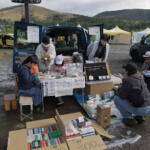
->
[0,33,14,48]
[130,35,150,62]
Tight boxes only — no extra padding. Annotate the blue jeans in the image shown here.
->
[114,95,150,118]
[19,86,42,106]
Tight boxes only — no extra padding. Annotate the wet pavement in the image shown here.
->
[0,45,150,150]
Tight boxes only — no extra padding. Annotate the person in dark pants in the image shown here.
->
[141,51,150,90]
[114,62,150,127]
[18,55,42,112]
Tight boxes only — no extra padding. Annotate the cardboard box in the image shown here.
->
[85,80,114,97]
[96,105,111,128]
[7,129,27,150]
[55,111,112,150]
[7,113,111,150]
[7,118,69,150]
[26,118,68,150]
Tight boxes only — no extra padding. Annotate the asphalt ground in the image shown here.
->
[0,45,150,150]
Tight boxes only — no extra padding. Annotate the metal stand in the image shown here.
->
[20,104,33,121]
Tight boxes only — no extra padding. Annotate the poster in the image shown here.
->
[27,26,39,43]
[88,27,100,41]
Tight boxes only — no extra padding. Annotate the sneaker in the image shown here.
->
[122,118,138,127]
[134,116,145,124]
[56,97,64,106]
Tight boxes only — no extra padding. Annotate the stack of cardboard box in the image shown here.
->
[7,111,112,150]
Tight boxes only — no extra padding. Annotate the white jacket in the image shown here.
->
[87,41,109,62]
[36,43,56,72]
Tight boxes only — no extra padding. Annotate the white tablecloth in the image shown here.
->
[40,76,85,97]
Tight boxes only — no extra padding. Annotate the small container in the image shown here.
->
[4,101,10,111]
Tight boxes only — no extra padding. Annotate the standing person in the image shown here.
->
[114,62,150,127]
[141,51,150,90]
[87,34,109,62]
[18,55,42,111]
[36,36,56,73]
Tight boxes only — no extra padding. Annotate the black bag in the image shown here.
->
[129,83,145,107]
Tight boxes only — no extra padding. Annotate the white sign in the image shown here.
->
[89,27,100,35]
[27,26,39,43]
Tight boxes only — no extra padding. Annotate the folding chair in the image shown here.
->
[19,96,33,121]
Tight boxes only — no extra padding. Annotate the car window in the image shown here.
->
[144,36,150,45]
[16,27,38,50]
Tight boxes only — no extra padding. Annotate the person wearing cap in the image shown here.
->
[52,54,66,73]
[36,36,56,73]
[142,51,150,89]
[87,34,109,62]
[51,55,66,106]
[114,62,150,127]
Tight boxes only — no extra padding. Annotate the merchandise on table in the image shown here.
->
[65,63,83,77]
[86,92,114,118]
[27,125,64,149]
[64,116,95,141]
[84,62,111,82]
[104,91,115,100]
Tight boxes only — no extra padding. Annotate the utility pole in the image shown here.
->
[24,0,29,23]
[11,0,41,23]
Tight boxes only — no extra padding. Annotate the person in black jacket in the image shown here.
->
[114,62,150,126]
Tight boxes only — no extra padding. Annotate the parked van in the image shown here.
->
[13,21,103,73]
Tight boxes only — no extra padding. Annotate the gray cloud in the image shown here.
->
[0,0,150,16]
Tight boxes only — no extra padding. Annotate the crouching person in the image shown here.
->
[114,62,150,126]
[18,55,42,112]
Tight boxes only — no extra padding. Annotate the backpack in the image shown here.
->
[128,80,145,107]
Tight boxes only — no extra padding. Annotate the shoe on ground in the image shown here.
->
[122,118,138,127]
[134,116,145,124]
[34,105,43,113]
[56,98,64,106]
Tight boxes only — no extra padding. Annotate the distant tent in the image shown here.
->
[104,26,131,44]
[132,28,150,44]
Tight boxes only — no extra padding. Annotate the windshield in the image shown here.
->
[16,27,38,50]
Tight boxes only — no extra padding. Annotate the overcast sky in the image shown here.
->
[0,0,150,16]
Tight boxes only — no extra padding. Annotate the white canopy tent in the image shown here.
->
[132,28,150,44]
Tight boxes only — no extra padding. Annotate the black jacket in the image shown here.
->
[94,42,106,60]
[118,72,150,107]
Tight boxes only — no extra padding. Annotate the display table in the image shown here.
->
[39,75,85,111]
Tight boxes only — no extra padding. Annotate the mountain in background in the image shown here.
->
[95,9,150,22]
[1,5,150,32]
[0,5,83,22]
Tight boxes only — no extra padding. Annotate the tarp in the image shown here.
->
[132,28,150,44]
[104,26,131,36]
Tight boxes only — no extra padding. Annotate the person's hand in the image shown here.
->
[38,72,43,76]
[114,73,124,79]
